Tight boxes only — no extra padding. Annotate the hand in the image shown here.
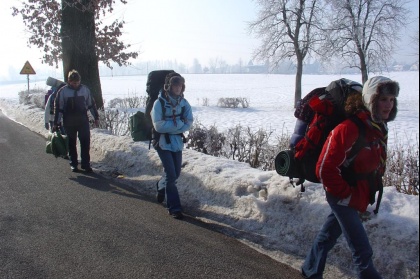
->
[52,124,58,132]
[94,119,99,128]
[45,123,49,130]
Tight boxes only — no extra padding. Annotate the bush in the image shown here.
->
[383,134,419,195]
[107,91,147,109]
[187,121,225,156]
[101,92,148,136]
[19,88,46,108]
[97,108,130,136]
[217,97,249,108]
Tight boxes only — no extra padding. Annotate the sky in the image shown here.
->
[0,72,418,279]
[0,0,418,81]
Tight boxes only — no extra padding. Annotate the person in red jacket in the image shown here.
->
[301,76,399,279]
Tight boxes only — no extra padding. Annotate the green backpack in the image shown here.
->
[46,131,69,158]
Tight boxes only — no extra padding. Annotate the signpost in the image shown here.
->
[19,61,36,94]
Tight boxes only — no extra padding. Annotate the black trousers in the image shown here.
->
[64,121,91,168]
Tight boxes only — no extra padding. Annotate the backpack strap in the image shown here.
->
[347,116,366,160]
[340,116,366,186]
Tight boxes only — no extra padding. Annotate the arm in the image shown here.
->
[177,100,193,134]
[316,121,359,199]
[151,99,186,134]
[87,90,99,126]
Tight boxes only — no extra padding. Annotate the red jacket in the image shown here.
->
[316,110,387,212]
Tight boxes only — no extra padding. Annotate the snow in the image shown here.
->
[0,72,418,279]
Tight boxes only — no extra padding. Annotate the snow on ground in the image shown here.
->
[0,72,418,279]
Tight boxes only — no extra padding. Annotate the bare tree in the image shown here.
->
[249,0,326,107]
[208,57,220,74]
[411,23,419,58]
[12,0,139,108]
[322,0,409,83]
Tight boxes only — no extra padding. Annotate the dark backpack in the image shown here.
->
[145,70,176,136]
[275,78,364,186]
[129,70,175,142]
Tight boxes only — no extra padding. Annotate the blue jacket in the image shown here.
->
[151,91,193,152]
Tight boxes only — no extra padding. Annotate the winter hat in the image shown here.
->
[164,72,185,94]
[362,76,399,122]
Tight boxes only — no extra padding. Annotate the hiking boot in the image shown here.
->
[156,182,165,203]
[71,165,79,172]
[169,211,183,220]
[81,166,93,173]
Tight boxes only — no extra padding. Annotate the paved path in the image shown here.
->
[0,110,303,279]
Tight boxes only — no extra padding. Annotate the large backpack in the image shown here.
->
[129,70,175,142]
[45,77,65,109]
[275,78,364,187]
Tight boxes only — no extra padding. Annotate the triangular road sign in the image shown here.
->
[20,61,36,75]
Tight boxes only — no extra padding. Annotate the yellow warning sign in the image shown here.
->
[20,61,36,75]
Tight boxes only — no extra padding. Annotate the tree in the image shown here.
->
[322,0,409,83]
[190,58,202,74]
[411,23,419,58]
[249,0,325,107]
[12,0,139,108]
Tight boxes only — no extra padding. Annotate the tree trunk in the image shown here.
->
[360,54,369,84]
[294,56,303,108]
[60,0,104,109]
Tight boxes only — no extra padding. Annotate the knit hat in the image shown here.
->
[362,76,399,122]
[164,72,185,95]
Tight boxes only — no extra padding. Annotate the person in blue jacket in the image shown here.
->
[151,73,193,219]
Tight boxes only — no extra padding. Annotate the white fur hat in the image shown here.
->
[362,76,399,122]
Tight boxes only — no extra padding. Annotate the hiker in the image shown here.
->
[301,76,399,279]
[151,73,193,219]
[53,70,99,173]
[44,83,66,134]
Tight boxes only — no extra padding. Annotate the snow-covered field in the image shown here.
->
[4,72,417,146]
[0,72,418,279]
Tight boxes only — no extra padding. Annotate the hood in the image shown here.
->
[362,76,399,122]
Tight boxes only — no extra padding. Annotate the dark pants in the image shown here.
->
[156,148,182,214]
[65,121,91,168]
[301,192,382,279]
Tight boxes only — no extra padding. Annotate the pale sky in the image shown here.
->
[0,0,418,81]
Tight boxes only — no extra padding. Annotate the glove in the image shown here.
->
[45,123,49,130]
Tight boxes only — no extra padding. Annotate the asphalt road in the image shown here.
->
[0,110,303,279]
